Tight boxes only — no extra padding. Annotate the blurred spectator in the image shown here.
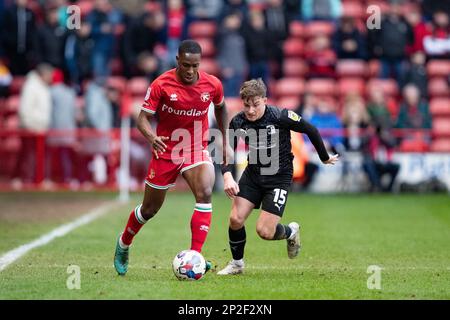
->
[342,93,370,152]
[242,10,271,85]
[362,125,400,193]
[404,8,429,54]
[341,93,370,190]
[264,0,289,79]
[395,84,432,130]
[184,0,223,22]
[36,5,67,70]
[12,63,54,185]
[309,98,344,155]
[370,3,413,81]
[79,79,113,184]
[136,51,162,83]
[0,60,12,98]
[400,51,428,98]
[367,88,394,130]
[304,35,336,78]
[106,85,122,128]
[422,0,450,20]
[301,0,342,21]
[423,10,450,59]
[291,132,319,191]
[64,20,94,90]
[284,0,301,23]
[165,0,185,67]
[216,12,247,97]
[87,0,123,79]
[220,0,249,22]
[47,69,77,184]
[332,16,367,59]
[122,11,165,77]
[1,0,38,75]
[296,92,318,121]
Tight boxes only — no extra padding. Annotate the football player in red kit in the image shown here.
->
[114,40,228,275]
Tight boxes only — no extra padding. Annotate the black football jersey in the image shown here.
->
[226,105,329,176]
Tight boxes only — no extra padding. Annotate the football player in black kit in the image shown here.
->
[217,79,339,275]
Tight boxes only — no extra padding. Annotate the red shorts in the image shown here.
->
[145,150,213,189]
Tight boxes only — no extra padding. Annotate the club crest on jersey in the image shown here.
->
[266,125,276,135]
[288,110,301,122]
[200,92,210,102]
[149,169,155,179]
[170,93,178,101]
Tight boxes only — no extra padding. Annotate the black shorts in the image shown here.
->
[237,168,293,217]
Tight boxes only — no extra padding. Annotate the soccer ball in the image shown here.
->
[172,249,206,281]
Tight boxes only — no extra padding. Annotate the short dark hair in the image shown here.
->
[178,40,202,56]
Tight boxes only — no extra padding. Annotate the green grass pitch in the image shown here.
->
[0,192,449,299]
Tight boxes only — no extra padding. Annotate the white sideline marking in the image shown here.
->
[0,202,118,272]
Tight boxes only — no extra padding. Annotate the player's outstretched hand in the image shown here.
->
[323,154,339,165]
[150,136,169,159]
[223,172,240,199]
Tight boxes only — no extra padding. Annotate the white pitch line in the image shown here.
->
[0,201,118,272]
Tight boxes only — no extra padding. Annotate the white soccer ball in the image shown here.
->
[172,249,206,281]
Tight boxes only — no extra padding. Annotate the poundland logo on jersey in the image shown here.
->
[162,104,208,117]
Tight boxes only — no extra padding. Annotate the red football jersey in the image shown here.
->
[142,69,224,161]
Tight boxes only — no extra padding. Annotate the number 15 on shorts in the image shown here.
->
[273,188,287,211]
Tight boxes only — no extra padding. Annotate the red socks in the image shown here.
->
[120,204,147,247]
[190,203,212,253]
[119,203,212,252]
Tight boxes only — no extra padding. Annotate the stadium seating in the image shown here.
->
[127,77,150,97]
[188,21,217,38]
[276,96,300,110]
[199,59,220,77]
[5,95,20,115]
[106,76,127,92]
[283,38,304,57]
[432,118,450,138]
[282,59,308,77]
[336,59,368,78]
[428,78,449,98]
[430,98,450,116]
[9,76,25,95]
[366,78,399,97]
[342,1,365,19]
[303,21,335,38]
[305,79,337,96]
[338,78,366,96]
[430,139,450,152]
[427,60,450,78]
[273,78,305,98]
[289,21,304,38]
[193,38,216,58]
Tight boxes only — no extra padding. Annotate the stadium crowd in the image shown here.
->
[0,0,449,191]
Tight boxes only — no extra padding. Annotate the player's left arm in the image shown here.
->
[279,109,339,165]
[212,80,228,166]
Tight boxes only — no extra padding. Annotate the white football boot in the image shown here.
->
[287,222,301,259]
[217,259,245,275]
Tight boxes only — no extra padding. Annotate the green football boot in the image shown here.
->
[114,234,129,276]
[205,260,214,273]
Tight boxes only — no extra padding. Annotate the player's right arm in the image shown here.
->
[139,82,169,159]
[136,111,168,159]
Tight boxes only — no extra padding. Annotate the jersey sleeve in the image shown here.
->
[221,117,239,174]
[141,81,162,115]
[279,109,330,162]
[211,76,224,106]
